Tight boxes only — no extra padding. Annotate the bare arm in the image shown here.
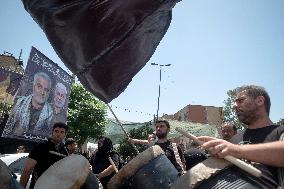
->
[128,138,149,145]
[198,136,284,167]
[96,165,114,179]
[239,141,284,167]
[20,158,37,188]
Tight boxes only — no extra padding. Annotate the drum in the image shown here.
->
[171,157,278,189]
[108,145,179,189]
[34,154,99,189]
[183,148,207,170]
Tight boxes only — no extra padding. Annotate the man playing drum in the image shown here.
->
[154,120,186,174]
[20,122,69,189]
[199,85,284,186]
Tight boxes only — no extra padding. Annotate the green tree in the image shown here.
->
[117,124,154,159]
[0,102,12,118]
[277,118,284,125]
[223,89,246,130]
[67,83,108,147]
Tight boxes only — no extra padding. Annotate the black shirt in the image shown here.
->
[28,140,68,189]
[230,125,284,183]
[155,140,185,173]
[91,151,119,189]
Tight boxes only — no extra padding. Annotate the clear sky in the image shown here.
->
[1,0,284,123]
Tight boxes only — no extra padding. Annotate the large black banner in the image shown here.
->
[22,0,180,102]
[2,47,74,141]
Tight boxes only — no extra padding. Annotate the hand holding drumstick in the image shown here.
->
[175,128,262,178]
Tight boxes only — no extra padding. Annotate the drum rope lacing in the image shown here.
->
[172,142,186,173]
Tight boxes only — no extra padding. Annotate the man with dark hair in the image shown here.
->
[154,120,185,173]
[221,122,237,141]
[16,145,26,153]
[65,138,77,155]
[199,85,284,186]
[20,122,68,189]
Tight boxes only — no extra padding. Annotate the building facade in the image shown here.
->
[162,104,223,128]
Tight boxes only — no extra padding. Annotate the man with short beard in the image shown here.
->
[199,85,284,186]
[154,120,185,173]
[3,71,53,138]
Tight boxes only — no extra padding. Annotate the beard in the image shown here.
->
[156,132,167,139]
[223,134,231,141]
[236,107,259,125]
[33,93,47,104]
[55,98,65,108]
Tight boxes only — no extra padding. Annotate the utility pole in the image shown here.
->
[151,63,171,120]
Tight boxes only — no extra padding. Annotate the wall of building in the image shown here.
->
[0,55,24,74]
[162,104,223,127]
[187,105,207,124]
[206,106,223,127]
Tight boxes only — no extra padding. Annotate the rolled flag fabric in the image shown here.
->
[22,0,181,102]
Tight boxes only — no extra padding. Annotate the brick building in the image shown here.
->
[162,104,223,128]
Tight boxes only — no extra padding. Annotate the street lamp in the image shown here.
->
[151,63,171,119]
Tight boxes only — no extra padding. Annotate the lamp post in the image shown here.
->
[151,63,171,119]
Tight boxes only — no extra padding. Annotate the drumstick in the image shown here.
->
[107,103,139,155]
[175,127,262,178]
[108,157,119,173]
[49,150,67,157]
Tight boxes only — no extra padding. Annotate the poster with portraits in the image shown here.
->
[2,47,74,141]
[0,68,22,104]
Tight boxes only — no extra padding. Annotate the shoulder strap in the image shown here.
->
[171,142,186,173]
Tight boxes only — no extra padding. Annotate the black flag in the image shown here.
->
[22,0,180,102]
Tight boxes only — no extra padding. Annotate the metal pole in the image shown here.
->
[151,63,171,120]
[156,66,162,119]
[107,103,140,155]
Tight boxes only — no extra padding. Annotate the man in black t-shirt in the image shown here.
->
[154,120,185,173]
[20,122,68,189]
[198,85,284,185]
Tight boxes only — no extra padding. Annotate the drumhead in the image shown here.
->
[171,157,231,189]
[35,154,90,189]
[108,145,164,189]
[171,157,277,189]
[196,166,277,189]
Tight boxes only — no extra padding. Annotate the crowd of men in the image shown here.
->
[16,84,284,189]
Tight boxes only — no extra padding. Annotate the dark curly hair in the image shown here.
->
[97,136,114,156]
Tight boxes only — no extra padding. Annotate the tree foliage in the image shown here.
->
[277,118,284,125]
[117,124,154,159]
[223,89,246,130]
[0,102,12,118]
[67,83,108,146]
